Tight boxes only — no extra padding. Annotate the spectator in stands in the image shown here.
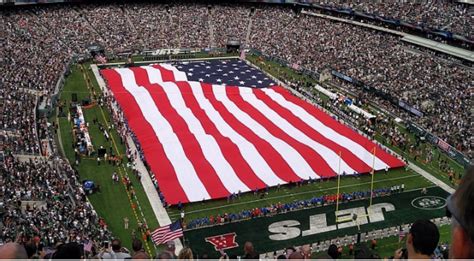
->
[299,244,312,259]
[156,251,174,260]
[99,239,131,259]
[52,242,83,259]
[288,251,304,259]
[0,243,28,259]
[178,247,194,260]
[162,241,177,259]
[394,219,440,259]
[327,244,339,259]
[354,244,376,259]
[447,166,474,259]
[242,241,259,259]
[131,239,150,259]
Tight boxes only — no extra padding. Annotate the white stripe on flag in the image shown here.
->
[141,66,163,83]
[160,64,188,81]
[143,66,251,193]
[115,68,210,201]
[262,88,389,170]
[188,81,285,186]
[152,230,183,241]
[212,85,319,180]
[152,230,183,245]
[154,232,183,245]
[239,87,356,174]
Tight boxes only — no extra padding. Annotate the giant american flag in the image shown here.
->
[101,59,405,205]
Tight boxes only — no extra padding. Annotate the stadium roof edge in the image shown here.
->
[401,35,474,62]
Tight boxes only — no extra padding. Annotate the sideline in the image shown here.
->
[408,162,454,194]
[82,65,154,256]
[91,64,184,254]
[169,174,431,218]
[187,185,438,233]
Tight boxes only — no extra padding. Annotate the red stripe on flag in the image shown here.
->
[101,69,189,204]
[131,67,229,199]
[152,64,177,82]
[226,87,335,178]
[176,81,267,189]
[271,87,405,168]
[200,83,303,183]
[253,89,372,174]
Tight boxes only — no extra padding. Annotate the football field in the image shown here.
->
[55,54,458,256]
[184,187,449,258]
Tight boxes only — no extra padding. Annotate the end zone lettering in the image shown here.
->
[185,188,449,258]
[268,203,394,241]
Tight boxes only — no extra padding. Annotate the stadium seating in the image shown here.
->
[0,1,471,258]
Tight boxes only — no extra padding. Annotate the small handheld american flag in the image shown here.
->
[151,220,183,245]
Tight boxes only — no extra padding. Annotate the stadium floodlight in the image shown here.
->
[335,147,377,224]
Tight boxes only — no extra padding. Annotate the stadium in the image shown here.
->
[0,0,473,259]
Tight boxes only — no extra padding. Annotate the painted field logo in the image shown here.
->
[205,232,239,251]
[411,196,447,210]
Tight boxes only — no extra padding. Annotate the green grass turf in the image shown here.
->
[374,129,464,187]
[57,64,160,255]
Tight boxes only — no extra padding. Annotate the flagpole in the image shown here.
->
[180,217,186,248]
[335,151,342,222]
[369,146,376,207]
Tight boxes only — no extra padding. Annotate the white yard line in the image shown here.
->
[408,161,455,194]
[91,64,183,254]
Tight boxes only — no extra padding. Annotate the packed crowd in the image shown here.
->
[317,1,474,39]
[0,2,472,256]
[251,7,472,158]
[1,2,472,157]
[0,155,112,254]
[185,185,403,229]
